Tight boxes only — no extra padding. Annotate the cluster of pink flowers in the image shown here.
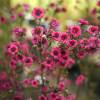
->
[0,6,100,100]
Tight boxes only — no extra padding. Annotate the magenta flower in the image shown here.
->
[50,19,59,29]
[13,92,23,100]
[10,15,16,21]
[43,58,54,70]
[51,31,60,41]
[23,78,31,87]
[23,3,30,11]
[41,86,48,93]
[32,7,44,19]
[9,60,17,70]
[97,0,100,6]
[32,26,44,36]
[75,75,85,86]
[38,95,47,100]
[8,43,18,55]
[60,32,69,44]
[23,57,33,67]
[49,92,57,100]
[31,80,38,88]
[70,26,81,37]
[50,47,61,59]
[0,16,6,24]
[79,19,89,25]
[87,25,99,35]
[58,82,65,90]
[77,51,86,59]
[68,39,77,48]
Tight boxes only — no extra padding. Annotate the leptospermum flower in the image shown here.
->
[50,47,61,59]
[32,26,44,36]
[68,39,77,48]
[70,26,81,37]
[0,16,6,24]
[49,92,57,100]
[77,51,86,59]
[87,25,99,35]
[10,15,17,21]
[13,92,23,100]
[58,82,65,90]
[43,58,54,70]
[23,78,31,87]
[23,57,33,67]
[7,43,18,55]
[75,75,85,86]
[31,80,39,88]
[1,6,100,100]
[79,19,89,25]
[60,32,69,44]
[9,60,17,70]
[38,95,47,100]
[51,31,60,41]
[50,19,59,29]
[32,7,44,19]
[97,0,100,6]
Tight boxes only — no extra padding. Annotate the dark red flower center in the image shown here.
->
[53,50,59,55]
[35,10,42,16]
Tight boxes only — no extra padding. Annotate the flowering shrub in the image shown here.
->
[0,6,100,100]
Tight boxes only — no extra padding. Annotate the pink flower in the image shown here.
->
[87,25,99,35]
[31,80,38,88]
[32,7,44,19]
[60,32,69,43]
[16,54,24,63]
[9,60,17,70]
[38,95,47,100]
[75,75,85,86]
[18,12,24,17]
[13,92,23,100]
[23,57,33,67]
[97,0,100,6]
[67,95,73,100]
[79,38,89,49]
[44,58,54,70]
[77,51,86,59]
[68,39,77,48]
[50,19,59,29]
[41,86,48,93]
[79,19,89,25]
[32,26,44,36]
[91,8,96,15]
[8,43,18,55]
[70,26,81,37]
[50,47,61,59]
[23,3,30,11]
[51,31,60,41]
[58,82,65,90]
[10,15,16,21]
[20,43,29,54]
[49,92,57,100]
[23,78,31,87]
[66,58,75,69]
[0,16,6,24]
